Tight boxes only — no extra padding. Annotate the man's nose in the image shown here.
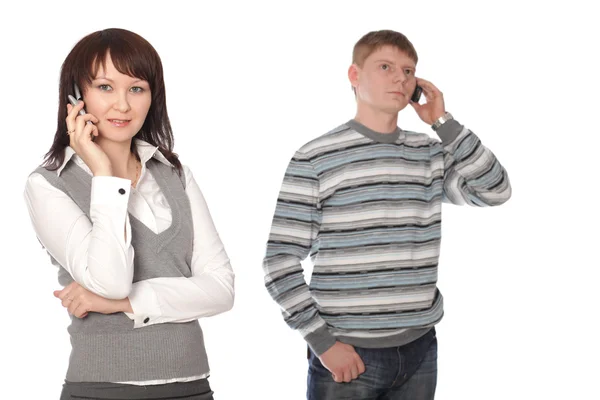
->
[392,70,408,84]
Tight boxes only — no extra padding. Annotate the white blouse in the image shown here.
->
[24,139,235,385]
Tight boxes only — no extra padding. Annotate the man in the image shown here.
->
[262,29,511,399]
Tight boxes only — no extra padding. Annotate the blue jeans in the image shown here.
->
[307,328,437,400]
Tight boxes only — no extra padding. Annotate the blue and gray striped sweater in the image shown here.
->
[263,118,511,355]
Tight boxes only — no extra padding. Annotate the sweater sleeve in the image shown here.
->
[262,151,336,356]
[435,118,512,206]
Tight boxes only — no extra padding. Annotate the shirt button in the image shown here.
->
[143,317,150,323]
[118,188,126,195]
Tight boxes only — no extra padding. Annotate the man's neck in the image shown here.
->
[354,104,399,134]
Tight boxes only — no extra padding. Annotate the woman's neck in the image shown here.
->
[96,138,137,180]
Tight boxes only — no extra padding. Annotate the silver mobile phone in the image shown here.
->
[68,83,87,115]
[67,82,94,137]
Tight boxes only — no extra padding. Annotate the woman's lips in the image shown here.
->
[108,119,131,127]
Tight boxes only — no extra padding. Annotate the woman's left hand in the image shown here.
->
[54,282,132,318]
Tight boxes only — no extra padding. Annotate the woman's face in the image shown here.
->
[82,52,152,144]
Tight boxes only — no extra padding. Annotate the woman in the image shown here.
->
[24,28,234,399]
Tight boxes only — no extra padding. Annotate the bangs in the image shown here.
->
[70,29,161,89]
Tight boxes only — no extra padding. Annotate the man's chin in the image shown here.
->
[358,100,408,115]
[382,102,408,114]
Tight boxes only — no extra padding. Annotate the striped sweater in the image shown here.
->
[263,118,511,356]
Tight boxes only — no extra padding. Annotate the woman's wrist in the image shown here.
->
[120,298,133,313]
[92,166,113,177]
[112,297,133,314]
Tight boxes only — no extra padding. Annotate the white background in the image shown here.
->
[1,1,598,399]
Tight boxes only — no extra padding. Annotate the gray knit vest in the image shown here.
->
[34,158,210,382]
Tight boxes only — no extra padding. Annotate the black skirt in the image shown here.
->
[59,378,213,400]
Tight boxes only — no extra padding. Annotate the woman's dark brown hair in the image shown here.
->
[43,28,182,172]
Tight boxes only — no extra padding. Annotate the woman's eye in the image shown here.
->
[130,87,144,93]
[99,84,112,91]
[381,64,389,71]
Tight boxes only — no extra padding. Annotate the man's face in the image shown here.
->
[350,45,417,115]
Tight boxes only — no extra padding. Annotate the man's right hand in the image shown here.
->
[318,341,366,383]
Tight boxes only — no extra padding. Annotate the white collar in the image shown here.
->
[56,139,173,176]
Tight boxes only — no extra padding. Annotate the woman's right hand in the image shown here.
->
[54,281,133,318]
[66,101,113,176]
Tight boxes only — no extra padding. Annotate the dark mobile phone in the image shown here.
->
[411,85,423,103]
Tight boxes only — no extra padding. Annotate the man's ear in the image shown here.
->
[348,64,359,91]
